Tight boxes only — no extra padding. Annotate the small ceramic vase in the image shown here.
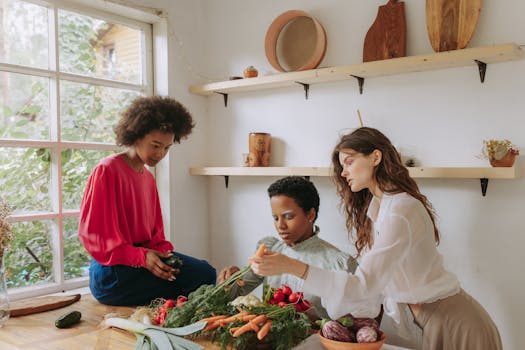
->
[248,133,271,167]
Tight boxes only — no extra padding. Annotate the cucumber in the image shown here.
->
[55,310,82,328]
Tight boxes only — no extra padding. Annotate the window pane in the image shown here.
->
[4,220,54,289]
[58,10,143,84]
[62,149,115,210]
[63,217,90,279]
[0,71,50,140]
[0,147,51,213]
[0,0,49,68]
[60,80,139,143]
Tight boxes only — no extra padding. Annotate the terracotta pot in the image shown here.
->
[489,151,517,167]
[248,132,271,167]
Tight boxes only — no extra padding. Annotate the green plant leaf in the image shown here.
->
[15,119,29,127]
[3,106,13,117]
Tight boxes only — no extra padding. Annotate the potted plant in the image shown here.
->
[481,139,520,167]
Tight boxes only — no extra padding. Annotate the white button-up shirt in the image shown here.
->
[303,192,460,337]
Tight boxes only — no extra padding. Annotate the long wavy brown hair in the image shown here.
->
[331,127,439,258]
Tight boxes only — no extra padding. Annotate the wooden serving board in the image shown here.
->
[9,293,81,317]
[426,0,482,52]
[363,0,406,62]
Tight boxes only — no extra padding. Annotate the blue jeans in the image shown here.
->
[89,251,216,306]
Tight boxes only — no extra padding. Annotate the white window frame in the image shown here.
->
[0,0,168,301]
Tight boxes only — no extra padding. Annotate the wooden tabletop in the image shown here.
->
[0,293,224,350]
[0,293,409,350]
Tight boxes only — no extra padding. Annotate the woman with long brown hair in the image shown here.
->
[251,127,501,349]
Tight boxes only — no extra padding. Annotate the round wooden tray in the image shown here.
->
[265,10,327,72]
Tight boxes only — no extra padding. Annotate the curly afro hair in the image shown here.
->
[267,176,320,222]
[114,96,195,146]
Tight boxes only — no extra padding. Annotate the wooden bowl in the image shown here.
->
[318,331,386,350]
[265,10,326,72]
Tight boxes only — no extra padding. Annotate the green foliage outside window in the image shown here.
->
[0,2,142,288]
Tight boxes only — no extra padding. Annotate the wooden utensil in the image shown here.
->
[426,0,482,52]
[363,0,406,63]
[9,293,81,317]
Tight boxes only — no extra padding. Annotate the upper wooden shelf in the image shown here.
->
[189,166,521,178]
[189,166,522,196]
[189,43,523,96]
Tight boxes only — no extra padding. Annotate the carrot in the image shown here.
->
[203,320,222,332]
[257,320,272,340]
[232,322,256,337]
[218,312,250,325]
[240,314,257,322]
[229,326,240,335]
[232,314,269,337]
[200,315,228,323]
[250,314,267,326]
[254,243,266,258]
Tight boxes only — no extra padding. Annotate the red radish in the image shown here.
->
[164,299,176,308]
[176,296,187,308]
[299,299,311,311]
[272,290,285,302]
[281,285,292,296]
[288,292,302,303]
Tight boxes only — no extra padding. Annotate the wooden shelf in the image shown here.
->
[190,166,330,177]
[190,166,520,178]
[189,166,522,196]
[189,43,523,97]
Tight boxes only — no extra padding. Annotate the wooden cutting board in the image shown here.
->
[426,0,482,52]
[9,293,81,317]
[363,0,406,62]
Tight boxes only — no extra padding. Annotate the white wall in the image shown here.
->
[155,1,525,349]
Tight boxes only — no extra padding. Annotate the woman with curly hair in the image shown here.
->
[250,127,501,349]
[79,96,216,306]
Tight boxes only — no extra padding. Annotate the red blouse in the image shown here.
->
[78,154,173,267]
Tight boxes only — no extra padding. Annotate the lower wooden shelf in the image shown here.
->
[189,166,522,196]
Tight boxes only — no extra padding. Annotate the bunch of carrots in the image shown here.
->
[158,243,312,349]
[200,310,273,341]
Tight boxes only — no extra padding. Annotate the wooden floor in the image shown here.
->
[0,293,220,350]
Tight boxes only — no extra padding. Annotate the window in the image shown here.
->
[0,0,153,297]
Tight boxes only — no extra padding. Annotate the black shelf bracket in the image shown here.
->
[224,176,229,188]
[215,92,229,107]
[480,178,489,196]
[475,60,487,83]
[351,75,365,94]
[295,82,310,99]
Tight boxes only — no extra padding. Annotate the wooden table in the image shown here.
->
[0,293,411,350]
[0,293,225,350]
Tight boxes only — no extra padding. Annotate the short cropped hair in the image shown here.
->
[114,96,195,146]
[267,176,320,222]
